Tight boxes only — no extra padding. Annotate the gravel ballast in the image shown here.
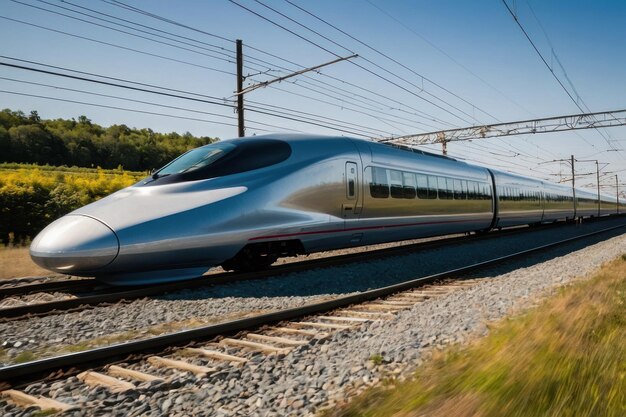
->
[0,217,624,364]
[0,224,624,416]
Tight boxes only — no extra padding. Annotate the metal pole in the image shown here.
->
[571,155,576,217]
[236,39,244,138]
[596,160,600,216]
[617,175,620,214]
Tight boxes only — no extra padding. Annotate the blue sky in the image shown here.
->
[1,0,625,196]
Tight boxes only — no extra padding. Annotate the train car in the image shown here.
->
[490,171,545,227]
[29,134,623,285]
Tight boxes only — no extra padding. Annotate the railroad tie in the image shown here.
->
[147,356,215,377]
[185,348,248,364]
[318,315,374,323]
[77,371,136,393]
[411,289,451,295]
[388,294,427,301]
[2,389,77,412]
[377,300,416,307]
[246,333,309,347]
[292,321,352,330]
[269,327,329,339]
[353,303,404,312]
[336,310,396,320]
[220,338,290,355]
[394,292,430,299]
[106,365,164,382]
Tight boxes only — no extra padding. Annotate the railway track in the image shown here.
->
[0,221,623,414]
[0,221,558,321]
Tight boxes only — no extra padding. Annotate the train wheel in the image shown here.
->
[220,248,278,272]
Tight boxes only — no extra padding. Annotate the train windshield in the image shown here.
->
[154,142,237,178]
[146,139,292,185]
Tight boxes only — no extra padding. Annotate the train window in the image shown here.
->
[369,167,389,198]
[416,174,429,199]
[461,180,468,200]
[147,139,291,185]
[469,182,478,200]
[427,176,438,199]
[153,142,237,178]
[437,177,447,199]
[389,170,404,199]
[483,184,492,200]
[402,172,416,199]
[443,178,454,200]
[453,179,462,200]
[346,162,357,199]
[437,177,450,200]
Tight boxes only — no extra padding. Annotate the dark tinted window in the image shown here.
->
[389,170,404,199]
[146,139,291,186]
[416,174,428,199]
[427,176,438,199]
[402,172,416,199]
[454,179,463,200]
[370,167,389,198]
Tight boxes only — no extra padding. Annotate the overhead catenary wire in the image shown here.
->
[0,89,274,132]
[0,76,303,133]
[253,0,483,125]
[20,0,450,134]
[523,0,623,157]
[98,0,458,128]
[242,69,430,133]
[500,0,617,153]
[227,0,475,126]
[4,0,622,178]
[281,0,500,124]
[256,82,422,134]
[33,0,444,133]
[243,56,456,127]
[46,0,236,58]
[11,0,237,64]
[363,0,535,119]
[103,0,234,44]
[0,16,236,76]
[0,59,391,136]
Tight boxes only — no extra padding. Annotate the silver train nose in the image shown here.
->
[30,215,119,273]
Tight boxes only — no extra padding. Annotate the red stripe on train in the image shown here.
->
[248,218,481,241]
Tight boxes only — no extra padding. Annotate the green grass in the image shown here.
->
[13,351,37,363]
[327,255,626,417]
[369,354,384,366]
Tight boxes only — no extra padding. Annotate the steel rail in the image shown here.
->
[0,224,541,320]
[1,221,623,388]
[0,278,98,299]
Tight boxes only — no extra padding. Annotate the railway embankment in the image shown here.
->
[326,252,626,417]
[0,228,623,415]
[0,219,623,366]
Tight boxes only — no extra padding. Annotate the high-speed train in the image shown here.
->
[30,134,624,285]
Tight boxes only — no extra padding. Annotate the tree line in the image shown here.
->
[1,164,144,244]
[0,109,217,171]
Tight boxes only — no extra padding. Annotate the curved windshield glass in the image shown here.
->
[154,142,237,178]
[143,139,292,186]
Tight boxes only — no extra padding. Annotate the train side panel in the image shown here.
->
[491,171,543,227]
[352,142,494,245]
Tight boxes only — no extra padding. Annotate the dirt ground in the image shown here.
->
[0,247,50,279]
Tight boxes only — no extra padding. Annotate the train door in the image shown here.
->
[342,161,361,218]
